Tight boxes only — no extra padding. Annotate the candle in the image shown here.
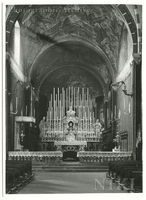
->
[114,105,116,117]
[124,97,125,110]
[107,108,109,119]
[60,100,61,120]
[43,122,45,136]
[10,101,13,112]
[57,116,58,132]
[69,87,70,107]
[74,87,75,109]
[34,109,35,117]
[129,101,131,113]
[90,117,91,132]
[51,94,52,107]
[58,88,59,107]
[26,106,27,116]
[16,97,18,110]
[118,109,121,119]
[111,110,113,119]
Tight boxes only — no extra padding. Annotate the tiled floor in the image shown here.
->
[18,172,124,194]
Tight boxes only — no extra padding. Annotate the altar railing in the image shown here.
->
[77,151,133,162]
[8,151,132,163]
[8,151,63,163]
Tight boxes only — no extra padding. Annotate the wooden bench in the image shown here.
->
[6,160,34,194]
[108,161,141,176]
[107,160,142,192]
[114,163,142,178]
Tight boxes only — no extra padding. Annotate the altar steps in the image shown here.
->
[32,161,108,172]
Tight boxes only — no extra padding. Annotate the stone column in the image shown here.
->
[104,100,108,130]
[29,86,33,116]
[6,54,11,158]
[35,96,40,126]
[132,53,141,160]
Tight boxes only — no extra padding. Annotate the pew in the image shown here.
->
[6,160,34,194]
[107,160,142,192]
[108,161,141,175]
[114,163,142,178]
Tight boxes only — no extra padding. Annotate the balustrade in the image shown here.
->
[8,151,132,163]
[8,151,63,163]
[77,151,132,162]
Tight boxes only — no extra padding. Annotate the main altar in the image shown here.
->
[39,95,102,157]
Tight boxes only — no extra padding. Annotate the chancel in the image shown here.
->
[5,4,142,194]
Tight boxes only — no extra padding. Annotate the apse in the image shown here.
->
[39,66,104,126]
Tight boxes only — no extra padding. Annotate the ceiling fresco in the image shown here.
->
[20,5,124,71]
[16,5,127,99]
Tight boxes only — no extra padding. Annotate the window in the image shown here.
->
[14,20,20,65]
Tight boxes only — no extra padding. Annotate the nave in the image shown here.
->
[17,172,124,194]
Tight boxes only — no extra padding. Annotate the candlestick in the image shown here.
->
[51,94,52,107]
[69,87,70,107]
[107,108,109,120]
[16,97,18,110]
[66,88,68,110]
[118,109,121,119]
[111,110,113,120]
[77,87,79,107]
[124,97,125,110]
[129,101,131,113]
[74,87,75,109]
[87,88,89,107]
[114,105,116,117]
[71,86,73,105]
[90,116,91,132]
[60,100,61,120]
[58,87,59,107]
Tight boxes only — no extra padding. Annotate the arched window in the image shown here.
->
[14,20,20,65]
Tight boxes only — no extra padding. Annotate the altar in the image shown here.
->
[39,103,102,155]
[54,140,87,152]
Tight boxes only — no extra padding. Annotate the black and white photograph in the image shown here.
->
[2,1,144,197]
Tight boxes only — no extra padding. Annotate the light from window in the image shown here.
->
[14,21,20,65]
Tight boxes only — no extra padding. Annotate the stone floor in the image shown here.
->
[18,172,124,194]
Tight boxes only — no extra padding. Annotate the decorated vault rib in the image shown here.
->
[39,87,102,142]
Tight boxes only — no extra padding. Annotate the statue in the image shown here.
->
[113,132,120,151]
[39,117,46,138]
[95,119,102,129]
[67,106,75,117]
[94,119,102,138]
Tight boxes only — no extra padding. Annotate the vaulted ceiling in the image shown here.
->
[12,5,131,99]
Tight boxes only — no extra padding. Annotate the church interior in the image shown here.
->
[5,4,142,194]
